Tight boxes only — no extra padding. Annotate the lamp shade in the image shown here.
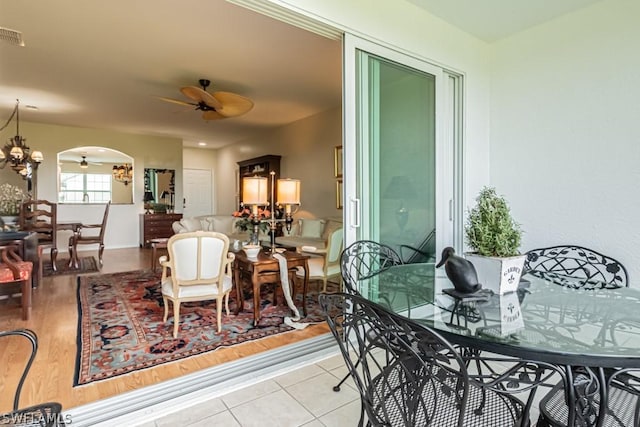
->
[277,178,301,205]
[383,176,417,199]
[242,176,268,205]
[31,150,43,163]
[143,190,155,202]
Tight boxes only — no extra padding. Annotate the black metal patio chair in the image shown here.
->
[332,240,404,393]
[340,240,403,294]
[0,329,64,426]
[524,245,628,290]
[320,293,528,427]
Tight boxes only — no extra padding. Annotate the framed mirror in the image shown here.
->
[144,168,175,212]
[57,147,134,204]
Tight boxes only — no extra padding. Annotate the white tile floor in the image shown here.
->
[142,353,361,427]
[140,352,546,427]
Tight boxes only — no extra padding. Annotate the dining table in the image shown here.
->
[56,220,84,268]
[365,263,640,427]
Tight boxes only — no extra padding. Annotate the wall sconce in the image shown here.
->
[112,163,133,185]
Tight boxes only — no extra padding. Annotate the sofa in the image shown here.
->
[171,215,258,242]
[276,217,342,251]
[172,215,342,252]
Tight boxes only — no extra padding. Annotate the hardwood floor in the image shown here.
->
[0,247,329,413]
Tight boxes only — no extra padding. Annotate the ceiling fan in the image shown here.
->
[78,155,102,168]
[159,79,254,120]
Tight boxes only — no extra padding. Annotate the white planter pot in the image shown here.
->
[465,253,526,295]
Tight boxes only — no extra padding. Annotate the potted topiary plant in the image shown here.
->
[464,187,524,294]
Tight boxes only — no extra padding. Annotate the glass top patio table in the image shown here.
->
[369,263,640,368]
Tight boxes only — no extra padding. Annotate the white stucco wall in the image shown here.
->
[490,0,640,281]
[10,121,183,251]
[264,0,493,224]
[215,107,342,219]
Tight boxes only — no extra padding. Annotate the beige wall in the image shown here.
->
[9,121,182,250]
[213,107,342,219]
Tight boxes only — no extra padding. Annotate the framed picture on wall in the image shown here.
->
[336,179,343,209]
[334,146,343,178]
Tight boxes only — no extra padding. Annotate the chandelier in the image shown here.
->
[112,163,133,185]
[0,99,44,179]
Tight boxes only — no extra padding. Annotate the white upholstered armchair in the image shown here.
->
[160,231,235,338]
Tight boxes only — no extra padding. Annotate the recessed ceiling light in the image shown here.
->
[198,142,207,146]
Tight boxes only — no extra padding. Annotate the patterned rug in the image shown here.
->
[43,256,99,277]
[74,270,326,386]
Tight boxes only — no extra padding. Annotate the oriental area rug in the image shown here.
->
[44,256,99,277]
[75,270,326,386]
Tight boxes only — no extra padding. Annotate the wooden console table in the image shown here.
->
[139,213,182,248]
[233,248,309,326]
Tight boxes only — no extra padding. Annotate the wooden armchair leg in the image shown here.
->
[21,278,32,320]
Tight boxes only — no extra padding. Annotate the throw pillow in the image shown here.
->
[300,219,325,238]
[179,218,202,232]
[210,216,235,234]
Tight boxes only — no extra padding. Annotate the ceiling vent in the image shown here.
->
[0,27,25,46]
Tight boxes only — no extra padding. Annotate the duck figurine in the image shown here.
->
[436,247,482,294]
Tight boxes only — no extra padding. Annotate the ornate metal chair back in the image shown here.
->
[524,245,628,289]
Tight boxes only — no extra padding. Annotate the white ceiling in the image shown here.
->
[0,0,342,149]
[407,0,603,42]
[0,0,603,152]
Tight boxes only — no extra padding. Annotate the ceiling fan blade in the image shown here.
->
[180,86,223,110]
[213,91,254,117]
[157,96,195,107]
[201,110,226,121]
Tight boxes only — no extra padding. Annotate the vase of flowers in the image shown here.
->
[0,183,26,226]
[232,206,271,244]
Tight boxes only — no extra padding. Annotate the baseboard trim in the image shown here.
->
[66,334,337,426]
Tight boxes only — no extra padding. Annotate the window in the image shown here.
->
[59,173,111,203]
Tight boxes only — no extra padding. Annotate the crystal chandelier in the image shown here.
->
[0,99,44,179]
[112,163,133,185]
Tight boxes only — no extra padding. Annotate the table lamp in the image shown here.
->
[143,190,155,214]
[277,178,301,232]
[242,176,268,244]
[383,176,417,232]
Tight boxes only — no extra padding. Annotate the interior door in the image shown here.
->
[182,168,212,218]
[344,35,457,297]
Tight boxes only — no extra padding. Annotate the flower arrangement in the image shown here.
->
[232,207,271,233]
[0,183,26,216]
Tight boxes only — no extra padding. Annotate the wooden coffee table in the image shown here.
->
[233,248,309,326]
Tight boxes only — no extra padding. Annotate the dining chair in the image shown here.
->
[340,240,403,294]
[295,226,343,293]
[68,201,110,268]
[525,245,635,426]
[524,244,628,289]
[0,244,33,320]
[332,240,404,393]
[320,292,528,427]
[0,329,64,426]
[398,228,436,264]
[160,231,235,338]
[19,199,57,273]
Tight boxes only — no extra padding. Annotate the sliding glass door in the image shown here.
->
[344,35,460,298]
